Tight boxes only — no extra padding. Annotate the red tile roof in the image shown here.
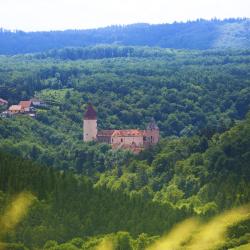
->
[97,129,144,137]
[97,130,114,137]
[9,105,22,111]
[112,129,143,137]
[19,100,32,109]
[84,103,97,119]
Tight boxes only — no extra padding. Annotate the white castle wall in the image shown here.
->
[83,119,97,142]
[111,136,143,146]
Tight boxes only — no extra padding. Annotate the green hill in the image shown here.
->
[0,115,250,249]
[0,151,187,249]
[96,113,250,212]
[0,19,249,55]
[0,45,249,249]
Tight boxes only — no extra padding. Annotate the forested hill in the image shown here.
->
[0,24,250,249]
[0,150,188,249]
[0,114,249,249]
[0,18,250,55]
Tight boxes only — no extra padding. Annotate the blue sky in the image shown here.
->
[0,0,249,31]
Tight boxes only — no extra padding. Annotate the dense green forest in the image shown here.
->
[96,112,250,212]
[0,45,250,249]
[0,151,189,249]
[0,47,250,170]
[0,18,249,55]
[0,116,249,249]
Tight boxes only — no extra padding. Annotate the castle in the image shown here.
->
[83,104,159,153]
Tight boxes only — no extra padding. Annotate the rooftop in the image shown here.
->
[97,129,150,137]
[97,130,115,137]
[84,103,97,119]
[9,105,22,111]
[112,129,143,137]
[19,100,32,108]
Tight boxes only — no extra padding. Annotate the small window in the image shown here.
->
[121,138,123,142]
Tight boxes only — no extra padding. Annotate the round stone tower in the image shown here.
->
[83,103,97,142]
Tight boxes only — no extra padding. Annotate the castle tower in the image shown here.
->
[83,103,97,142]
[146,118,160,144]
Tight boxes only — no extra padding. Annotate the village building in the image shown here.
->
[83,103,159,153]
[1,97,46,118]
[8,105,23,114]
[19,100,32,112]
[6,99,38,117]
[8,100,33,114]
[0,98,8,106]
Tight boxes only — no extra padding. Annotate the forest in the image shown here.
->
[0,115,249,249]
[0,44,250,249]
[0,18,249,55]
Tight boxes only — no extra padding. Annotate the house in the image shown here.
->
[8,105,22,114]
[83,103,159,153]
[5,99,37,117]
[19,100,32,112]
[0,98,8,106]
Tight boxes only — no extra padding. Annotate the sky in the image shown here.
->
[0,0,249,31]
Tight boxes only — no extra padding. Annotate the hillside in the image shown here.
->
[0,47,250,171]
[0,18,249,55]
[0,115,249,249]
[0,151,187,249]
[96,113,250,212]
[0,45,250,249]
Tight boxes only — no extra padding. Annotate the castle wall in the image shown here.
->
[83,119,97,142]
[111,136,143,146]
[97,135,112,144]
[83,104,160,152]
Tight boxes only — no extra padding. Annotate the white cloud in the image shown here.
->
[0,0,249,31]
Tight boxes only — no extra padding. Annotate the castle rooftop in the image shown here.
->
[84,103,97,120]
[112,129,143,137]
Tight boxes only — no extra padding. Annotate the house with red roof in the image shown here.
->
[7,99,36,116]
[19,100,32,112]
[8,105,23,114]
[83,103,159,153]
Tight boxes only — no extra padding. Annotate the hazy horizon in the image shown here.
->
[0,0,249,32]
[0,17,249,33]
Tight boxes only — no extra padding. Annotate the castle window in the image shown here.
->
[121,138,123,142]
